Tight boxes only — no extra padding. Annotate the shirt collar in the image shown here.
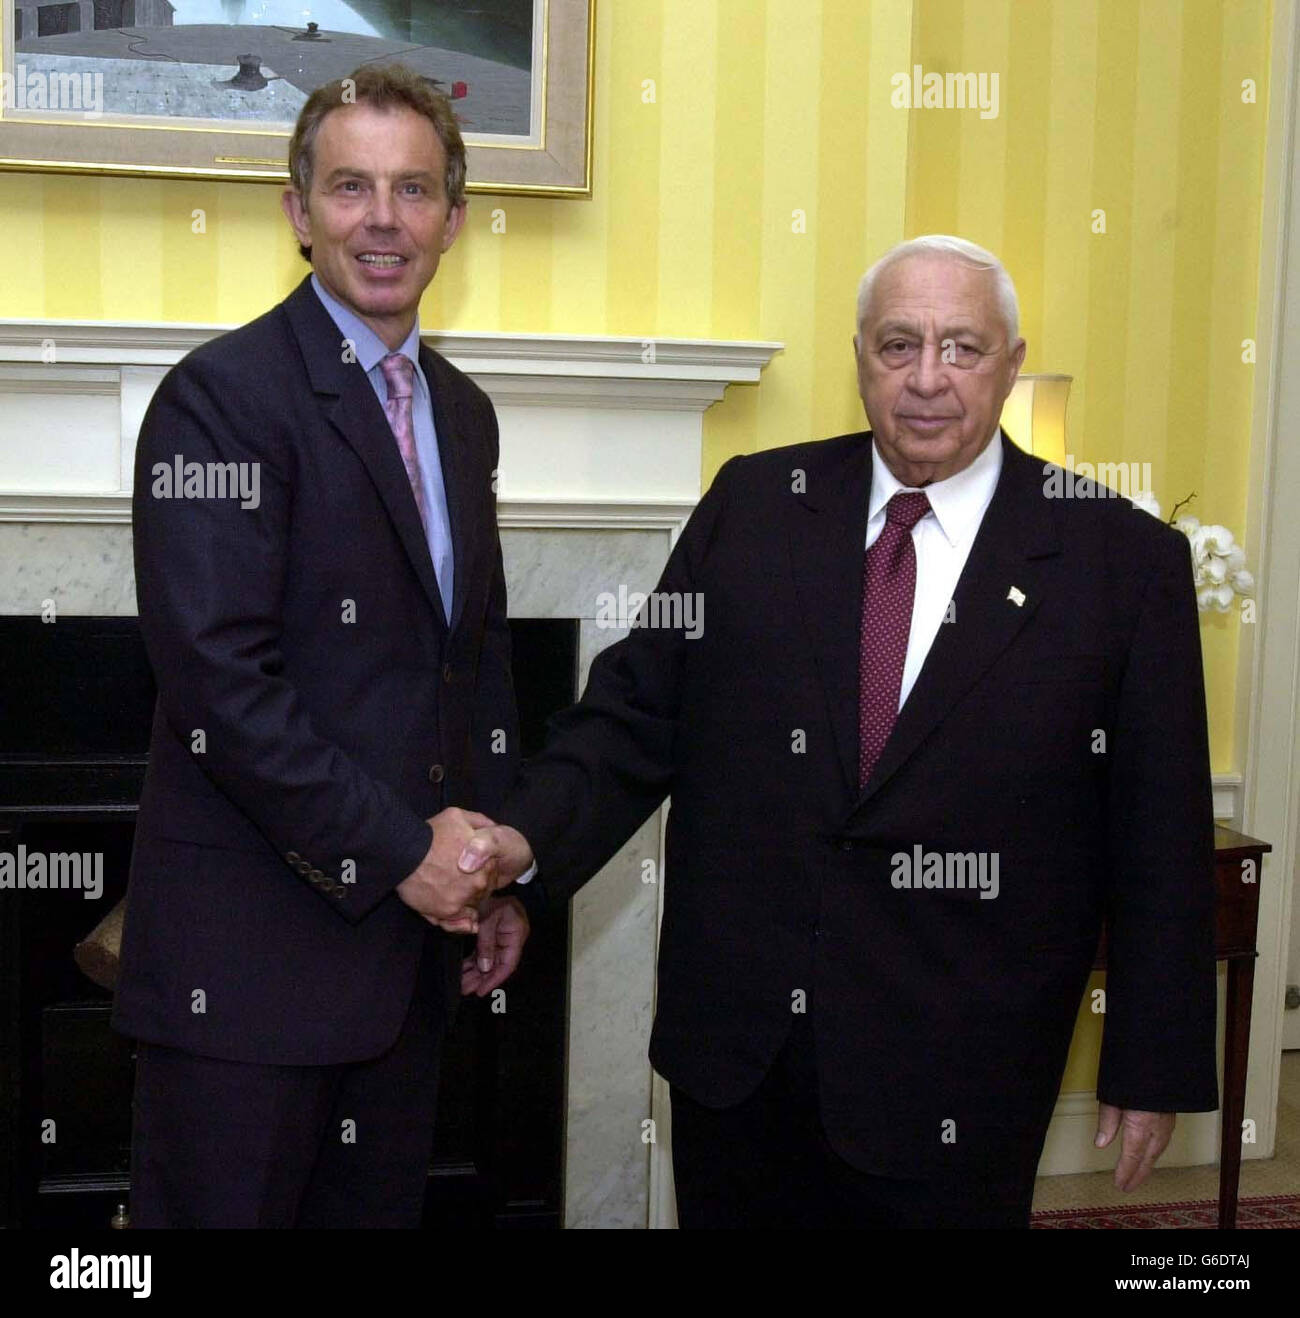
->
[310,272,422,376]
[868,428,1004,547]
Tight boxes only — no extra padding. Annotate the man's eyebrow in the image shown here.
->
[321,167,370,184]
[872,319,991,340]
[872,320,923,338]
[319,167,439,185]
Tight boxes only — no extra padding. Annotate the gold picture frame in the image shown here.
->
[0,0,592,196]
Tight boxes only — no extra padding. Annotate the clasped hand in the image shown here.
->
[394,806,534,935]
[395,808,535,997]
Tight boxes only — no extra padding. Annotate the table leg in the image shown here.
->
[1219,955,1255,1229]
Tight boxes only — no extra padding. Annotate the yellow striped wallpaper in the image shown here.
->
[0,0,1276,1116]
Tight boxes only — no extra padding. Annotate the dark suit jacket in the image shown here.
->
[112,274,520,1066]
[497,430,1219,1178]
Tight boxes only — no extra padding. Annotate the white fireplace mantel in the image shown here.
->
[0,319,782,524]
[0,318,782,375]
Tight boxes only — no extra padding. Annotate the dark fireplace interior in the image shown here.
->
[0,615,577,1230]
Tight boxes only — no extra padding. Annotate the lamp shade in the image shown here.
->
[999,374,1071,468]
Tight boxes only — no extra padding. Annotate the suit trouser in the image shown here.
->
[669,1007,1036,1229]
[128,931,446,1229]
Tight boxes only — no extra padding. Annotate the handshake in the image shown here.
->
[394,807,534,936]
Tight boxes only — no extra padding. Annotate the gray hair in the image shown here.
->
[855,235,1020,342]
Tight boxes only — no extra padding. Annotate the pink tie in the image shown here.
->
[380,352,428,531]
[858,491,932,788]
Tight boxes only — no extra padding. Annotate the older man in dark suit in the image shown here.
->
[461,235,1219,1228]
[112,63,533,1228]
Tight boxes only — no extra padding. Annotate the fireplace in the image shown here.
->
[0,615,578,1229]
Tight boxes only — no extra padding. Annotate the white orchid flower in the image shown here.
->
[1201,524,1236,555]
[1198,583,1235,611]
[1162,500,1250,612]
[1188,526,1213,566]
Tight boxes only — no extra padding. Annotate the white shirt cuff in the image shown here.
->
[515,860,538,885]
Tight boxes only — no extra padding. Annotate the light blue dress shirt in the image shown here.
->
[310,273,455,620]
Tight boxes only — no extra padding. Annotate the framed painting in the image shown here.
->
[0,0,592,194]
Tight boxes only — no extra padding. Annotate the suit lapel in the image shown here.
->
[787,433,874,797]
[854,432,1062,808]
[282,276,449,630]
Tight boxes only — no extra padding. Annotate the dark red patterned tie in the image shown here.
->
[858,491,932,788]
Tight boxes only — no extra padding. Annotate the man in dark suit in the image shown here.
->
[460,235,1219,1227]
[112,63,534,1228]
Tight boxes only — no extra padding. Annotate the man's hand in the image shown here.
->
[395,808,498,932]
[457,824,534,887]
[460,896,530,997]
[1095,1103,1175,1192]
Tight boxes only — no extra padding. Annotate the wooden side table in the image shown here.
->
[1093,825,1270,1229]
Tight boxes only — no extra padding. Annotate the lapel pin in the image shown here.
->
[1007,586,1026,607]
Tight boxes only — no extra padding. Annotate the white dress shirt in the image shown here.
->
[866,431,1003,710]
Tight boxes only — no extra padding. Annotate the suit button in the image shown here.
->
[428,764,445,784]
[442,663,454,683]
[296,860,313,874]
[838,840,853,852]
[309,868,324,880]
[286,851,301,864]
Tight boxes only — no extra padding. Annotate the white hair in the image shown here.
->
[855,234,1020,342]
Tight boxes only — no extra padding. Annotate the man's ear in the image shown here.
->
[1003,336,1028,396]
[441,201,468,252]
[280,188,311,249]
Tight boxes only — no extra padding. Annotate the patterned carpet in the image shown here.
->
[1031,1194,1300,1229]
